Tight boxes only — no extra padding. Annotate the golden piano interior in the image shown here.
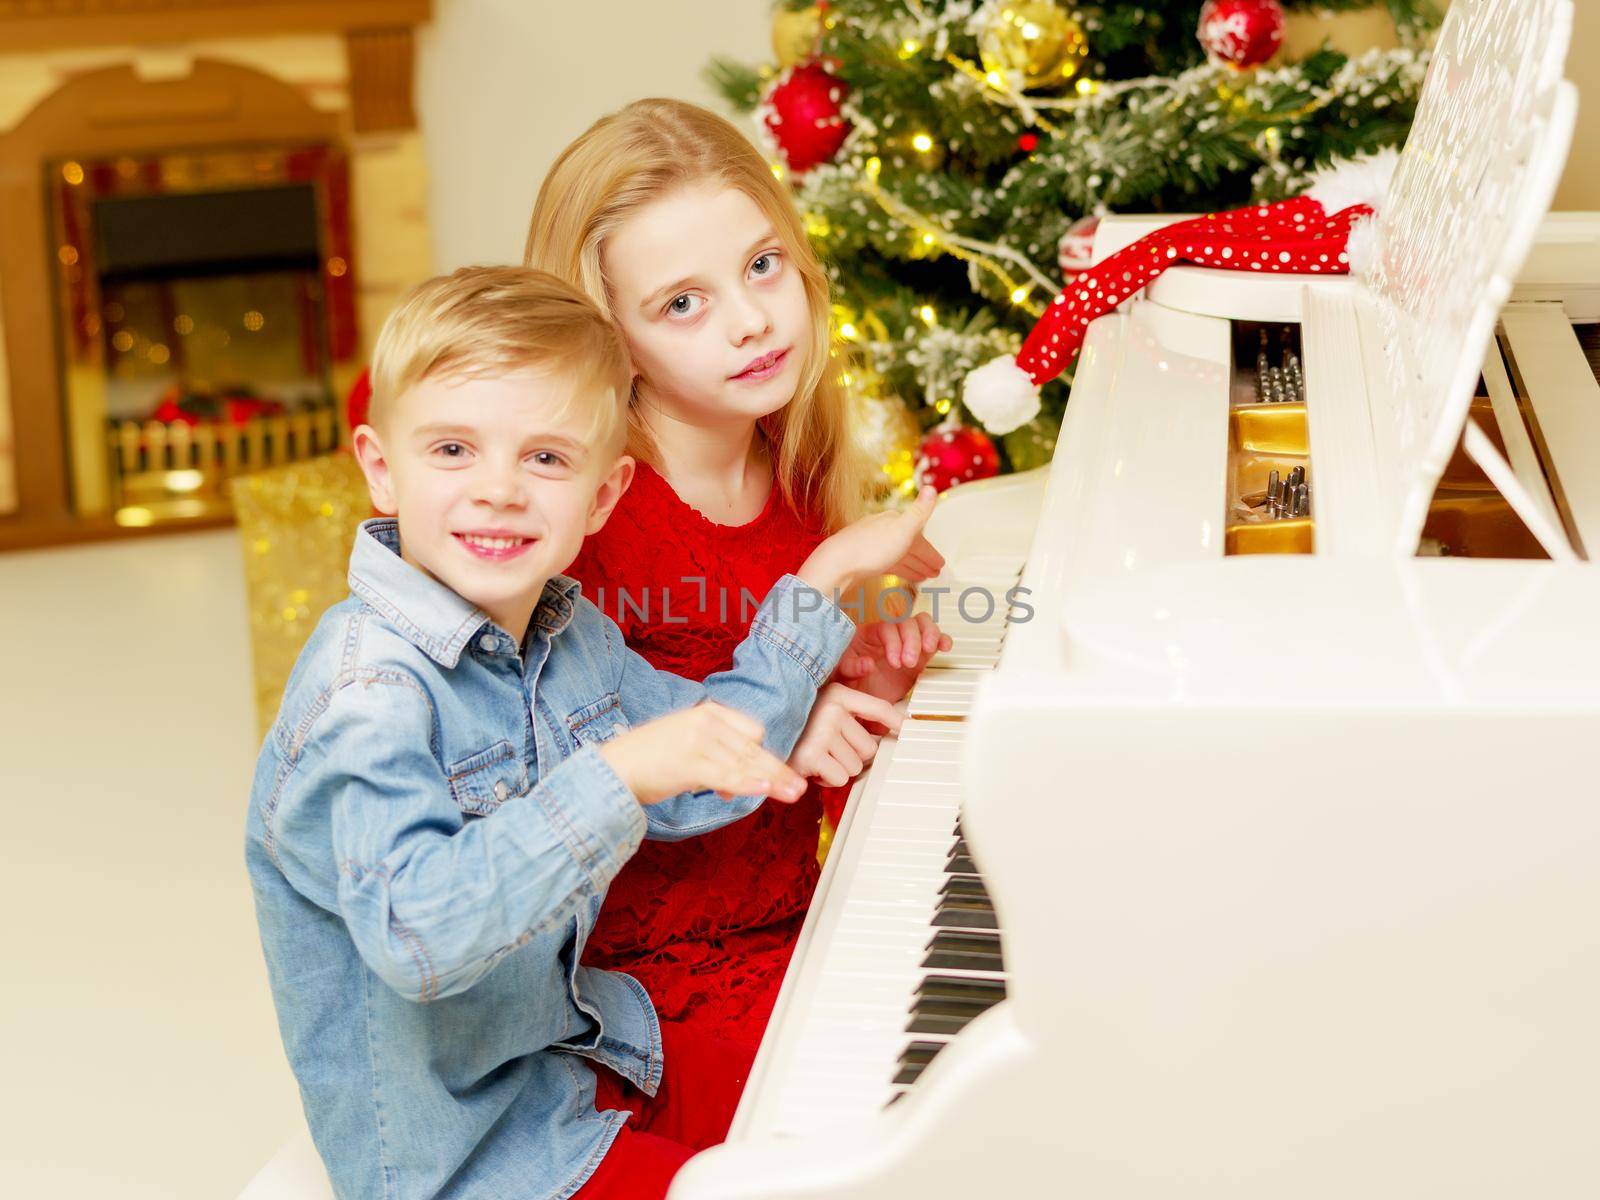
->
[1223,319,1599,559]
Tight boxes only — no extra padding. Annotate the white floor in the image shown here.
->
[0,529,301,1198]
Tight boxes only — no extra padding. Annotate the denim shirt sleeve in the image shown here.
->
[271,670,646,1003]
[609,574,855,840]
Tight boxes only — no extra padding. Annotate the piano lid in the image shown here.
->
[1369,0,1578,557]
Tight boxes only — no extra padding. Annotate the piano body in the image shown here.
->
[673,0,1600,1195]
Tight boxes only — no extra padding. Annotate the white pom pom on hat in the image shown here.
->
[962,354,1042,436]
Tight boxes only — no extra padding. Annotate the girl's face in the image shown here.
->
[602,182,811,430]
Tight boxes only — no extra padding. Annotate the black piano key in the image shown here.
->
[934,899,999,930]
[891,1040,947,1086]
[917,973,1007,1003]
[939,875,991,902]
[943,853,978,876]
[906,1008,978,1036]
[906,987,1005,1036]
[922,929,1005,972]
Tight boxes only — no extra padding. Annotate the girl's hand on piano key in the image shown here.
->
[834,612,951,704]
[789,683,902,788]
[796,486,944,597]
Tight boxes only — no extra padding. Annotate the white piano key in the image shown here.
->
[729,589,1024,1146]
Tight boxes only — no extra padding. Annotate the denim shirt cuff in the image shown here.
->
[749,574,856,687]
[537,744,646,891]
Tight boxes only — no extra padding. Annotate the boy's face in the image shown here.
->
[353,368,631,642]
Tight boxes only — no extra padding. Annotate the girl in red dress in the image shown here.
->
[524,99,951,1054]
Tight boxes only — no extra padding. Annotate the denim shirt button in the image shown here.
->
[478,633,497,654]
[493,780,510,802]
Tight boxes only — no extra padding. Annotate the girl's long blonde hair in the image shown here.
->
[524,98,872,533]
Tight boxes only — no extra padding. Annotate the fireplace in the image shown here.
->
[51,144,356,527]
[0,2,433,551]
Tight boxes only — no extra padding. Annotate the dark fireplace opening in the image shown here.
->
[50,145,354,527]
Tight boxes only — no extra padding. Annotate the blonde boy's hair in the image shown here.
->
[368,266,632,460]
[524,99,872,532]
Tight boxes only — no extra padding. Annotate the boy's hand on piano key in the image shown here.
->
[834,612,951,704]
[598,702,807,806]
[796,486,944,597]
[789,683,903,788]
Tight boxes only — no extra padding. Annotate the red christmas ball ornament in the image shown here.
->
[915,424,1000,493]
[1197,0,1284,70]
[345,366,372,432]
[1017,132,1039,153]
[763,62,851,174]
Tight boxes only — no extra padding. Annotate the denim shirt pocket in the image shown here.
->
[445,740,529,816]
[566,692,631,748]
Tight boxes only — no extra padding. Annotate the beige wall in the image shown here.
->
[415,0,772,272]
[1555,0,1599,210]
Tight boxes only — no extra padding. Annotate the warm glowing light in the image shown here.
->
[899,39,921,59]
[62,162,84,185]
[115,506,155,528]
[111,331,134,353]
[148,343,170,364]
[911,133,934,153]
[164,469,203,493]
[173,315,194,336]
[243,311,265,332]
[935,398,952,414]
[838,322,858,341]
[920,231,937,247]
[58,245,78,266]
[986,71,1005,88]
[327,256,348,277]
[1011,286,1030,304]
[918,305,937,325]
[1076,78,1100,96]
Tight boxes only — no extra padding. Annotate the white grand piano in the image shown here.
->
[672,0,1600,1195]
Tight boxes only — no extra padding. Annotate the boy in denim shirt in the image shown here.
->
[245,268,939,1200]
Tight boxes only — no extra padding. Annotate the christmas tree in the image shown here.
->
[708,0,1441,491]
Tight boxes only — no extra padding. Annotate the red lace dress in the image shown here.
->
[565,460,843,1050]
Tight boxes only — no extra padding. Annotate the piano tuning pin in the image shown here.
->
[1267,469,1281,504]
[1294,484,1310,517]
[1288,465,1305,489]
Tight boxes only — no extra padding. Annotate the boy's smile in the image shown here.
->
[353,368,631,643]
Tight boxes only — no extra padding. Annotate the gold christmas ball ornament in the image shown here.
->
[772,4,825,69]
[979,0,1089,91]
[852,389,922,495]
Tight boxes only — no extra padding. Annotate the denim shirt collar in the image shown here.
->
[348,518,583,667]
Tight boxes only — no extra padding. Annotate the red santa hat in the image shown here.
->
[962,149,1397,435]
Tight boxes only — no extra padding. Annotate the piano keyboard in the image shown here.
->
[730,558,1024,1139]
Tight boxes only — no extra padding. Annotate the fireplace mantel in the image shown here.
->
[0,2,431,55]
